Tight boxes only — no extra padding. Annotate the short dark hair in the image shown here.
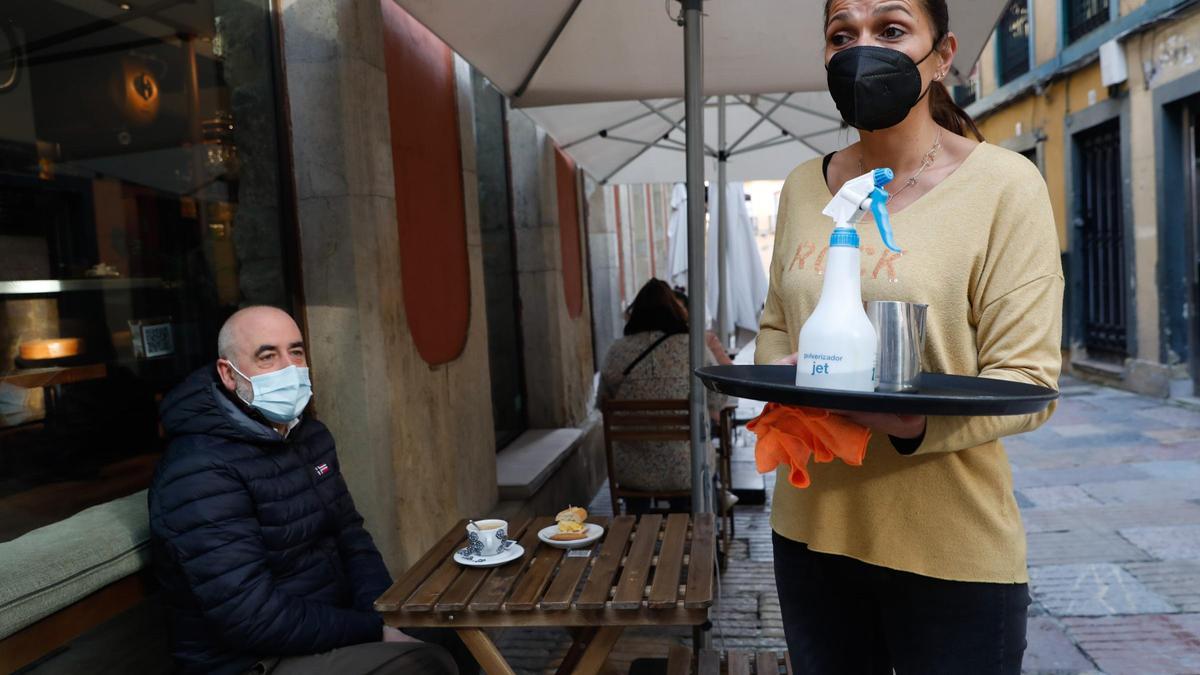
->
[624,279,689,336]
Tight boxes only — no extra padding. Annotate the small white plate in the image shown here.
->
[537,523,605,549]
[454,543,525,568]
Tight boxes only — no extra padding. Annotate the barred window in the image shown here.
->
[1066,0,1110,44]
[998,0,1031,85]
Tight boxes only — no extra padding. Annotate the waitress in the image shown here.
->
[755,0,1063,672]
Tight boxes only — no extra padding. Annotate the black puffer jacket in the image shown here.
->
[149,365,391,675]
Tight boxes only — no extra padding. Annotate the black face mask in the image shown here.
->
[826,45,936,131]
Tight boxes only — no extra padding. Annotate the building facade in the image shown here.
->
[965,0,1200,398]
[0,1,614,666]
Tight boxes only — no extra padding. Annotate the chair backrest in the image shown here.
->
[600,399,691,443]
[600,398,692,506]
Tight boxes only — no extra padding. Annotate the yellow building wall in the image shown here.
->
[967,2,1200,371]
[1033,0,1059,66]
[973,62,1110,253]
[977,33,998,96]
[1123,7,1200,363]
[978,0,1064,96]
[1121,0,1150,14]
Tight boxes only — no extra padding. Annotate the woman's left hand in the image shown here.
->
[833,411,926,439]
[705,330,734,366]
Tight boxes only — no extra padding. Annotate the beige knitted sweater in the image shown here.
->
[755,142,1063,583]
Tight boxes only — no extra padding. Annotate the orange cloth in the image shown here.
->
[745,404,872,488]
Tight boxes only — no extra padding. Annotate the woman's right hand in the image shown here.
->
[769,352,924,439]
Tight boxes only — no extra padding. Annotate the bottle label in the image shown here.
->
[796,352,875,392]
[801,352,843,376]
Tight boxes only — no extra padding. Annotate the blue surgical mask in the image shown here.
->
[224,361,312,424]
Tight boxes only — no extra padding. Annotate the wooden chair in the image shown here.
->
[717,406,738,541]
[666,646,793,675]
[600,399,733,566]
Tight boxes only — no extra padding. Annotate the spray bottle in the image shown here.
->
[795,168,901,391]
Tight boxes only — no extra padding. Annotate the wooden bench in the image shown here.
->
[666,646,793,675]
[0,490,153,672]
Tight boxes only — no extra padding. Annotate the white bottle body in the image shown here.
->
[794,244,878,392]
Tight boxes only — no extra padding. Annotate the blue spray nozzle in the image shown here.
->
[822,168,902,252]
[869,187,901,253]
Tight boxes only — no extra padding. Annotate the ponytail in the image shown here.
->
[929,80,984,141]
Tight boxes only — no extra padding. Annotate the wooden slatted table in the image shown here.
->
[375,513,717,675]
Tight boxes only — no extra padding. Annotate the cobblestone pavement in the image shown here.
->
[494,376,1200,674]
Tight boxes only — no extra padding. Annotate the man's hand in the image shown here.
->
[382,625,421,643]
[772,352,799,366]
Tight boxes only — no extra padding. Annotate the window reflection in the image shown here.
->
[1067,0,1110,44]
[0,0,292,542]
[997,0,1030,86]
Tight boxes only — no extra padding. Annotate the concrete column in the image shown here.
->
[585,176,623,368]
[1126,55,1160,367]
[279,0,496,571]
[508,110,596,429]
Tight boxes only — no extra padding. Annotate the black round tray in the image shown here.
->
[695,365,1058,416]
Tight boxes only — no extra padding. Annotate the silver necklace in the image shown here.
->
[857,129,943,201]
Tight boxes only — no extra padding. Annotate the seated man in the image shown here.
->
[149,306,459,675]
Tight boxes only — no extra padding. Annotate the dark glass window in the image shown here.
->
[471,69,527,450]
[1189,105,1200,378]
[1020,147,1040,172]
[1066,0,1110,44]
[997,0,1030,85]
[0,0,294,541]
[1077,120,1128,359]
[953,84,977,108]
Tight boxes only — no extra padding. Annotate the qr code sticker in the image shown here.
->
[142,323,174,358]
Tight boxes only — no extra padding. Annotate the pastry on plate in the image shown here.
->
[551,506,588,541]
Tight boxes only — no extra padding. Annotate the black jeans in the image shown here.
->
[772,532,1030,675]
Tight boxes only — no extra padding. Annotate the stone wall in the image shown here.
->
[508,110,595,429]
[279,0,605,572]
[587,182,675,365]
[585,177,623,369]
[279,0,495,572]
[1124,6,1200,390]
[973,3,1200,396]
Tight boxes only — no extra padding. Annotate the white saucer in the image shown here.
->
[537,523,604,549]
[454,543,525,567]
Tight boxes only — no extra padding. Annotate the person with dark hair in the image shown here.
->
[598,279,731,502]
[671,287,690,312]
[755,1,1062,673]
[622,278,690,337]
